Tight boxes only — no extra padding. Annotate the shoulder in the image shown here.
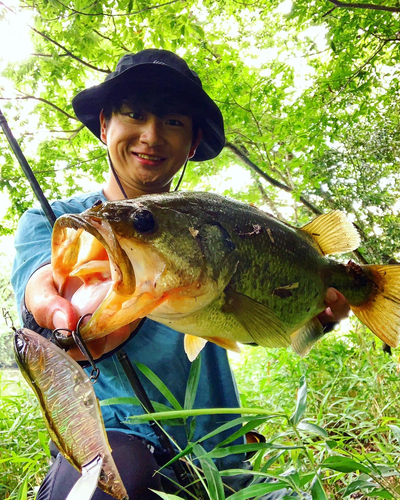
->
[51,190,106,216]
[19,190,106,222]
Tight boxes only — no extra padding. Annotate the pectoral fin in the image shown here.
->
[184,335,208,362]
[290,317,324,356]
[223,290,291,348]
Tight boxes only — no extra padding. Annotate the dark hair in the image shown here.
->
[102,83,200,140]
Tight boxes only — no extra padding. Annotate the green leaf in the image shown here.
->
[289,375,307,426]
[135,362,183,411]
[184,354,201,410]
[227,482,288,500]
[193,443,225,500]
[321,456,372,475]
[216,417,273,447]
[203,443,304,459]
[367,490,394,499]
[150,490,186,500]
[16,476,28,500]
[388,424,400,445]
[343,479,380,497]
[310,473,328,500]
[297,421,328,438]
[100,397,176,413]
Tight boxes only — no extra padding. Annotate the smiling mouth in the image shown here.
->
[133,153,165,161]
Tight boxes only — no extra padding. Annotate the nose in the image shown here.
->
[140,117,164,148]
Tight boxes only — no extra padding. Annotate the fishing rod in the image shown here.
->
[0,108,196,497]
[0,108,56,226]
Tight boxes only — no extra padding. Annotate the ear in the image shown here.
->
[99,110,107,145]
[188,129,203,159]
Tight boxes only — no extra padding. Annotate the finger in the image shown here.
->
[321,288,350,323]
[324,287,338,304]
[25,264,79,331]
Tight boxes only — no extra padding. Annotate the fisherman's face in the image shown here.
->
[100,104,199,195]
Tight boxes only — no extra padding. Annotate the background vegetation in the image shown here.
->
[1,0,400,498]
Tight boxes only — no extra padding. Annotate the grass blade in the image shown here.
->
[227,482,288,500]
[193,443,225,500]
[151,490,186,499]
[184,355,201,410]
[135,362,183,411]
[289,375,307,426]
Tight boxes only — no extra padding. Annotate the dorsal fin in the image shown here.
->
[301,210,360,256]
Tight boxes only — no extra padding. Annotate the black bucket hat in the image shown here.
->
[72,49,225,161]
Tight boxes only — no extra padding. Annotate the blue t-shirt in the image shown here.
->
[11,191,245,469]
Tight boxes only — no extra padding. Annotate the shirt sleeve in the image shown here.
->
[11,208,54,322]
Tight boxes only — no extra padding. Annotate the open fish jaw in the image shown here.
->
[53,213,197,339]
[14,329,128,499]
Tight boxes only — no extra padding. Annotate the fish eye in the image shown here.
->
[91,199,103,208]
[132,209,156,233]
[14,335,24,355]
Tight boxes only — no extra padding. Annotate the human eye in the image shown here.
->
[127,110,144,120]
[166,118,184,126]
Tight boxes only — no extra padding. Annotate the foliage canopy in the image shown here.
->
[0,0,399,264]
[1,2,400,496]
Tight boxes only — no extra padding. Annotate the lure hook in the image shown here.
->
[73,314,100,383]
[2,308,16,331]
[52,313,100,383]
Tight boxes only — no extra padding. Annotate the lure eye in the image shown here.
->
[132,209,156,233]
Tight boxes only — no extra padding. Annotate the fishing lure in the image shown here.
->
[14,327,128,500]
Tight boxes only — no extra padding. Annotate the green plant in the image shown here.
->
[0,369,49,499]
[99,329,400,499]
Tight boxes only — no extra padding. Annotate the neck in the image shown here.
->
[103,174,172,201]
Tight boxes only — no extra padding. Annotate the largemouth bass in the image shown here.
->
[14,328,128,500]
[52,191,400,360]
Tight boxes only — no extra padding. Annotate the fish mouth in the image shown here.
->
[52,214,168,341]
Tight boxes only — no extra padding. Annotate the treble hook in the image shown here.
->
[53,313,100,383]
[2,308,16,331]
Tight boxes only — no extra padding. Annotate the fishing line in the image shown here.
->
[174,159,188,192]
[108,153,128,199]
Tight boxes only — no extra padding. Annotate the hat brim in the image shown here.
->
[72,63,225,161]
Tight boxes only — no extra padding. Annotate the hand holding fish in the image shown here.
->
[318,288,350,326]
[25,264,137,360]
[25,264,79,331]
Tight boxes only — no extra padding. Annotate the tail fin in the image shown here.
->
[351,265,400,347]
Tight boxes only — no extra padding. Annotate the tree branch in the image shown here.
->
[325,39,389,106]
[47,0,180,17]
[0,95,78,121]
[326,0,400,12]
[30,27,111,73]
[253,175,286,221]
[0,153,107,182]
[92,29,130,52]
[225,141,322,215]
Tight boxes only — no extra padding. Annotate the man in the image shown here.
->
[11,49,348,499]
